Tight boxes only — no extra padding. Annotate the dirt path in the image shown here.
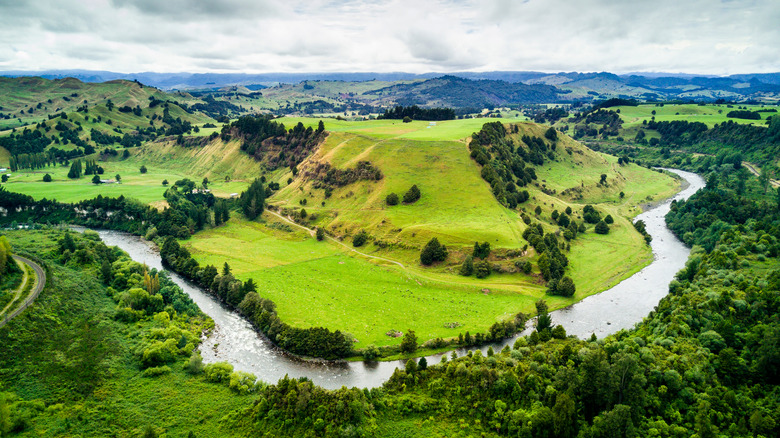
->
[265,209,406,269]
[0,256,46,329]
[743,162,780,189]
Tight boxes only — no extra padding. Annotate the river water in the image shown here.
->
[94,169,705,389]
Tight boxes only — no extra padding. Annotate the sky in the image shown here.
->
[0,0,778,75]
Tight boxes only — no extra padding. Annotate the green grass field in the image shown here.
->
[614,103,774,129]
[181,118,678,349]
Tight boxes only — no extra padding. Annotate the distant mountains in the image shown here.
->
[1,69,779,103]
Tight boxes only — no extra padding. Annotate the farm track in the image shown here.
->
[0,255,46,329]
[743,162,780,189]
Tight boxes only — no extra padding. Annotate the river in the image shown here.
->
[94,168,705,389]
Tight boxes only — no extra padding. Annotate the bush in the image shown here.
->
[475,260,491,278]
[42,173,52,182]
[595,220,610,234]
[316,227,325,241]
[363,344,380,361]
[140,165,147,174]
[204,362,234,383]
[386,193,399,206]
[459,255,474,276]
[142,365,172,377]
[583,205,601,223]
[402,116,412,123]
[400,330,418,353]
[604,214,614,224]
[403,184,421,203]
[353,230,368,247]
[420,237,448,265]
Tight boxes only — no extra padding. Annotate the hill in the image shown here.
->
[180,117,678,351]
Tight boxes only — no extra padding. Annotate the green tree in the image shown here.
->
[385,192,399,206]
[472,241,491,259]
[604,214,614,224]
[595,220,609,234]
[552,393,578,438]
[600,174,607,185]
[474,260,491,279]
[43,173,52,182]
[352,230,368,247]
[403,184,421,203]
[535,300,552,332]
[405,358,417,373]
[241,179,266,220]
[162,179,168,186]
[459,255,474,276]
[115,174,121,183]
[92,174,102,184]
[418,356,427,370]
[420,237,447,265]
[316,227,325,241]
[140,165,147,174]
[400,330,417,353]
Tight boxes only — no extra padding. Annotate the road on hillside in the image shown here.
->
[743,162,780,189]
[0,255,46,329]
[265,209,406,269]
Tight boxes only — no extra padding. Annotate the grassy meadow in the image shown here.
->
[180,118,678,349]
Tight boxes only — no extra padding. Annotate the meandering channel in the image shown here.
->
[94,169,705,390]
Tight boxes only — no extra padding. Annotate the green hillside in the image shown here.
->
[183,118,679,350]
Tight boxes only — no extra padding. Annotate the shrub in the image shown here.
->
[459,255,474,276]
[403,184,421,203]
[386,193,399,206]
[142,365,172,377]
[204,362,234,383]
[316,227,325,241]
[420,237,448,265]
[353,230,368,247]
[43,173,52,182]
[363,345,380,361]
[140,165,147,174]
[402,116,412,123]
[475,260,491,278]
[595,220,609,234]
[400,330,418,353]
[604,214,614,224]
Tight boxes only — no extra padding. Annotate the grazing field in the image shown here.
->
[614,103,774,129]
[0,137,260,204]
[181,118,678,349]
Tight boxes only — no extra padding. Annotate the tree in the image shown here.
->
[316,227,325,241]
[162,179,169,186]
[67,160,82,179]
[300,208,307,219]
[405,358,417,373]
[758,167,770,193]
[535,205,542,215]
[600,174,607,185]
[420,237,447,265]
[202,177,209,188]
[140,165,148,174]
[545,127,558,141]
[92,174,102,184]
[400,330,417,353]
[115,174,121,183]
[459,255,474,276]
[241,179,266,220]
[604,214,614,224]
[535,299,552,332]
[472,241,490,259]
[43,173,52,182]
[1,174,7,183]
[403,184,421,203]
[402,116,412,123]
[385,193,399,206]
[595,220,609,234]
[475,260,491,278]
[555,276,576,297]
[353,230,368,247]
[418,356,427,370]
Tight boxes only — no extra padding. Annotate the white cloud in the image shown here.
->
[0,0,777,74]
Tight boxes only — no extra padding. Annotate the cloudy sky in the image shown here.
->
[0,0,778,75]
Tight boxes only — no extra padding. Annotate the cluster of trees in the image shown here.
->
[307,161,383,191]
[233,115,326,170]
[532,107,569,124]
[240,178,266,220]
[639,117,780,168]
[377,105,456,121]
[460,241,493,278]
[159,236,353,359]
[468,122,536,209]
[726,109,761,120]
[523,222,578,296]
[572,109,623,139]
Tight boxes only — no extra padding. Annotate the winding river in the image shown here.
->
[94,169,705,390]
